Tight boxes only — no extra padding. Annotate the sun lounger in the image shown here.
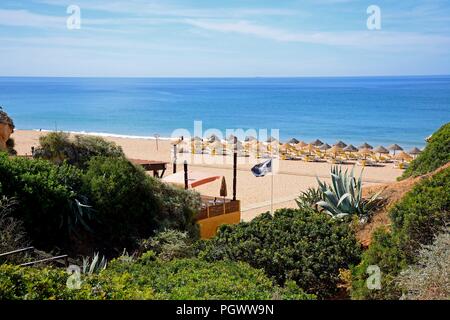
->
[394,162,409,169]
[356,159,376,167]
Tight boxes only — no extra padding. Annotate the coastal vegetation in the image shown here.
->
[0,153,87,250]
[0,256,314,300]
[34,131,125,168]
[198,208,362,298]
[0,196,29,264]
[0,138,200,254]
[295,187,322,211]
[396,231,449,300]
[1,119,449,300]
[316,166,383,221]
[401,122,450,179]
[351,166,449,299]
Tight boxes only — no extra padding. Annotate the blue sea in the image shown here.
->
[1,76,449,149]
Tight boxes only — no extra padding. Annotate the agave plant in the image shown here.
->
[82,252,107,274]
[295,187,323,211]
[316,166,382,221]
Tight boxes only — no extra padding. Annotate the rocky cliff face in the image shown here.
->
[0,109,15,151]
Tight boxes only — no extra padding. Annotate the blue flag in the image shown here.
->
[251,159,272,177]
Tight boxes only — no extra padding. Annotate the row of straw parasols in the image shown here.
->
[184,135,421,160]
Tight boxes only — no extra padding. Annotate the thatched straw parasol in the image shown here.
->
[358,147,373,159]
[209,140,224,150]
[393,151,413,162]
[288,138,299,144]
[343,144,358,152]
[226,139,243,151]
[388,144,403,155]
[208,134,221,143]
[373,145,389,154]
[280,143,294,152]
[310,139,323,146]
[328,145,343,157]
[245,135,257,142]
[227,134,237,143]
[358,142,373,150]
[408,147,422,155]
[303,143,316,155]
[319,143,331,151]
[266,136,278,143]
[334,140,347,148]
[295,141,307,149]
[191,136,203,142]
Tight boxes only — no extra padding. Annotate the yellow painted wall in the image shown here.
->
[197,211,241,239]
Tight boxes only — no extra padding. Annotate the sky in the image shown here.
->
[1,0,450,77]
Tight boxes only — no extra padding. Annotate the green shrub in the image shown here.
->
[0,153,89,250]
[0,264,76,300]
[34,132,124,168]
[101,257,315,300]
[390,168,449,260]
[198,208,362,298]
[401,122,450,179]
[0,258,315,300]
[139,229,195,261]
[350,229,406,300]
[152,182,201,238]
[351,167,450,299]
[0,152,200,254]
[81,156,160,250]
[0,264,152,300]
[81,156,200,251]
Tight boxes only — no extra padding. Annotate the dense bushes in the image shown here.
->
[151,179,201,237]
[139,229,195,261]
[81,156,160,250]
[0,257,315,300]
[34,132,124,168]
[401,122,450,179]
[0,152,200,254]
[390,168,449,258]
[351,167,450,299]
[82,156,200,252]
[0,264,79,300]
[198,208,362,298]
[0,153,86,250]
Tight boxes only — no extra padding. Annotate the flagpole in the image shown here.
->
[271,156,274,214]
[271,169,274,214]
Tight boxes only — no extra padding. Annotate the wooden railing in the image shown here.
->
[196,197,241,220]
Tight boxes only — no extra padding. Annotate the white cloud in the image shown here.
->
[36,0,299,18]
[185,19,450,49]
[0,9,65,28]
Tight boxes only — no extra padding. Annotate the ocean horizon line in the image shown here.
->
[1,74,450,79]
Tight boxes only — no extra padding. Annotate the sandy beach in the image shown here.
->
[11,130,404,221]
